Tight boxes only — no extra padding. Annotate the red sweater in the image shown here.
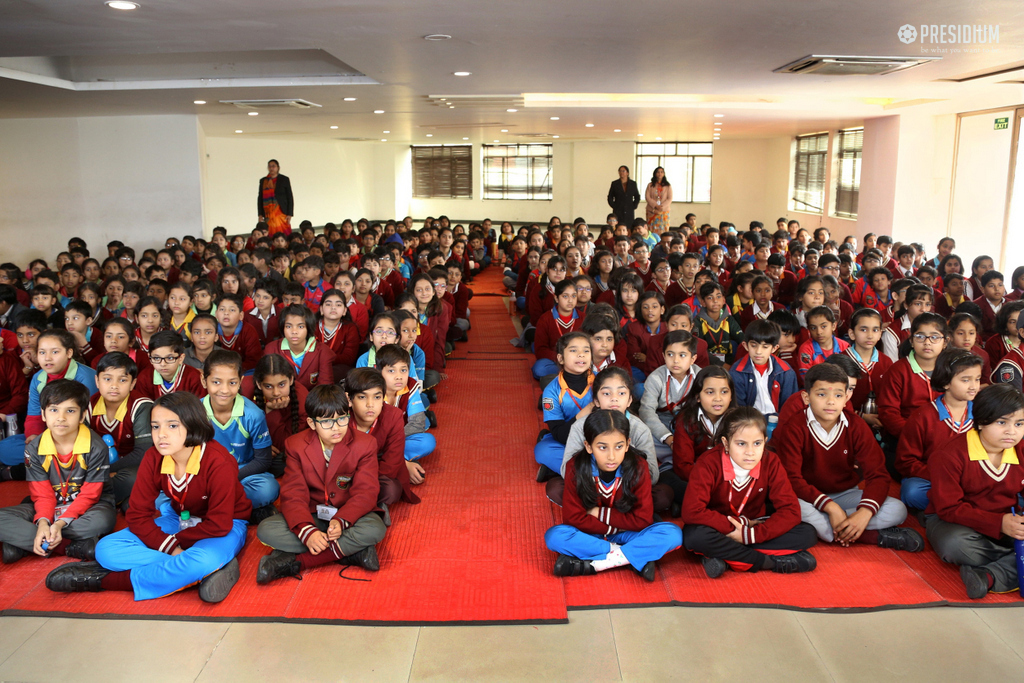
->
[450,282,472,321]
[266,383,308,453]
[665,280,697,309]
[877,356,936,435]
[672,416,716,480]
[264,339,336,391]
[363,403,419,504]
[0,350,28,418]
[244,308,281,347]
[682,446,802,545]
[926,433,1024,539]
[624,320,664,376]
[136,364,207,400]
[630,261,654,286]
[527,283,555,327]
[126,441,252,554]
[984,334,1015,368]
[281,428,380,541]
[771,411,891,515]
[844,348,893,413]
[973,295,1003,341]
[562,456,653,536]
[218,322,262,373]
[316,320,360,368]
[895,398,974,480]
[534,309,582,364]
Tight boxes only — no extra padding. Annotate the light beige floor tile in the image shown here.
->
[611,606,830,682]
[798,607,1024,682]
[0,617,228,683]
[0,617,47,665]
[971,606,1024,660]
[409,609,620,683]
[195,621,420,683]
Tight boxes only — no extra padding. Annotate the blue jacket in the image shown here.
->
[728,355,798,415]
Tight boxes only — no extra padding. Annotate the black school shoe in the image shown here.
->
[876,527,925,552]
[199,558,240,603]
[45,561,109,592]
[249,505,277,526]
[256,550,301,585]
[339,545,380,572]
[770,550,817,574]
[2,542,26,564]
[65,537,98,561]
[638,561,657,582]
[702,556,728,579]
[425,409,438,429]
[960,565,992,600]
[536,464,558,483]
[552,554,596,577]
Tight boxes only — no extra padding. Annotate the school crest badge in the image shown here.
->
[336,474,353,490]
[1001,368,1015,383]
[800,352,811,365]
[310,372,319,384]
[542,397,554,411]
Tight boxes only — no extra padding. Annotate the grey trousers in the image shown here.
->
[0,500,117,552]
[256,512,386,557]
[799,488,907,542]
[111,467,137,506]
[926,515,1019,592]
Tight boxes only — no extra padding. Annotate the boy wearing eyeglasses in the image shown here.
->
[256,384,386,584]
[137,331,206,400]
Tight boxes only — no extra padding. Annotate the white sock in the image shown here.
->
[591,543,630,572]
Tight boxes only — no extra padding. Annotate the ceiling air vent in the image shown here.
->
[774,55,940,76]
[221,99,322,109]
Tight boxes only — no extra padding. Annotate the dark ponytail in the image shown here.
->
[253,354,300,434]
[570,410,643,513]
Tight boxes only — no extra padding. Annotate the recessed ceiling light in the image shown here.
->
[424,34,452,41]
[614,129,621,132]
[330,125,338,129]
[374,110,385,114]
[426,134,433,137]
[552,135,560,139]
[343,97,357,102]
[655,137,662,140]
[448,105,455,109]
[105,0,139,9]
[383,130,390,134]
[248,112,260,117]
[463,137,469,140]
[550,117,560,121]
[453,71,472,77]
[714,114,725,118]
[381,138,388,142]
[585,123,594,128]
[500,129,508,132]
[506,108,518,113]
[493,139,499,142]
[637,134,643,137]
[193,100,206,105]
[234,130,243,133]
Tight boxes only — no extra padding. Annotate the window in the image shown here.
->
[411,145,472,199]
[792,133,829,213]
[635,142,713,203]
[482,144,553,200]
[834,128,863,218]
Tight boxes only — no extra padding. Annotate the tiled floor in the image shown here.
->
[2,606,1021,682]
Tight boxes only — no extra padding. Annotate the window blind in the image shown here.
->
[411,145,472,198]
[834,128,863,218]
[792,133,828,213]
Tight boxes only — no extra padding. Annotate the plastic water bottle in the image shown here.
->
[102,434,118,464]
[41,540,49,552]
[767,415,779,439]
[5,414,18,437]
[179,511,200,530]
[1014,507,1024,598]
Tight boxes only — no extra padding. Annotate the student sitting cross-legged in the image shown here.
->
[256,385,387,583]
[0,380,115,565]
[926,384,1024,599]
[535,332,595,483]
[47,392,250,603]
[682,406,817,577]
[544,409,683,582]
[771,363,924,551]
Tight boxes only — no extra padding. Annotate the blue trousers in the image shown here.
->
[405,432,436,461]
[532,358,559,380]
[631,366,647,387]
[535,433,565,472]
[95,515,248,601]
[241,472,280,508]
[545,523,683,571]
[901,477,931,510]
[0,434,25,466]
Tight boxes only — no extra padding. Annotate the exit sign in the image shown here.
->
[995,117,1009,130]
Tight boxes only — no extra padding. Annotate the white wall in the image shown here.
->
[203,136,378,235]
[0,115,203,263]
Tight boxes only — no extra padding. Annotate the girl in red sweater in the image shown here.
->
[533,279,580,382]
[316,289,360,380]
[926,384,1024,599]
[682,406,817,577]
[878,313,949,439]
[251,353,307,477]
[263,304,335,391]
[47,392,251,602]
[544,410,682,582]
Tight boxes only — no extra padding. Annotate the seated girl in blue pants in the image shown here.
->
[545,409,682,582]
[374,343,435,463]
[46,392,251,603]
[535,332,594,482]
[895,348,982,511]
[200,349,278,523]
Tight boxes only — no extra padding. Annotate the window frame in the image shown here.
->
[410,144,473,199]
[481,143,554,201]
[833,127,863,219]
[634,142,714,204]
[791,132,829,214]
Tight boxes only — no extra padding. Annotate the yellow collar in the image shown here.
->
[967,430,1019,464]
[159,444,205,475]
[94,396,129,423]
[38,424,91,457]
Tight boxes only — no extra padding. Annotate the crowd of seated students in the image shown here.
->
[513,218,1024,598]
[0,216,493,602]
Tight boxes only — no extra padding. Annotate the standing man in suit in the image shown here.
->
[607,165,641,229]
[257,159,294,237]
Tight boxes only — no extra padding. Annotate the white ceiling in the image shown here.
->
[2,0,1023,143]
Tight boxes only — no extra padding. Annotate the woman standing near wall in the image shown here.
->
[607,166,641,228]
[644,166,672,234]
[257,159,294,237]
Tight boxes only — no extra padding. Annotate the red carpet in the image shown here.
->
[0,267,1020,622]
